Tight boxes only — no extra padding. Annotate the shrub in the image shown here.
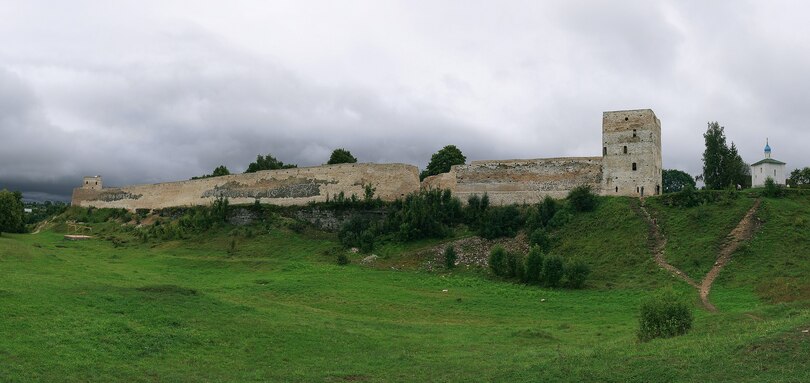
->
[637,289,693,342]
[529,228,551,253]
[547,209,572,229]
[444,244,457,269]
[538,196,558,227]
[488,246,508,277]
[524,246,544,284]
[505,251,524,280]
[338,217,377,253]
[763,177,783,198]
[464,194,489,229]
[477,205,523,239]
[541,256,564,287]
[567,185,597,212]
[336,253,350,265]
[385,189,462,241]
[564,260,590,289]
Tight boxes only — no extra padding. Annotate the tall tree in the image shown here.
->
[0,189,25,235]
[702,122,748,189]
[327,148,358,165]
[244,154,297,173]
[788,167,810,188]
[662,169,696,193]
[420,145,466,181]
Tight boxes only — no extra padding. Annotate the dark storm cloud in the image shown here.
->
[1,1,808,200]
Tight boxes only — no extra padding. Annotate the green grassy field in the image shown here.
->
[1,195,809,382]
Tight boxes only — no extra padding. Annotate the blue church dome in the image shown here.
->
[764,140,771,153]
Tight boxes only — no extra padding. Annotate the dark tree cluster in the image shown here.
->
[662,169,696,193]
[0,189,25,235]
[702,122,749,190]
[327,148,358,165]
[245,154,297,173]
[788,167,810,188]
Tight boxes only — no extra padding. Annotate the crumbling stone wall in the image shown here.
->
[424,157,603,205]
[71,163,419,211]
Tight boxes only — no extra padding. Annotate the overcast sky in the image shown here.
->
[1,1,808,201]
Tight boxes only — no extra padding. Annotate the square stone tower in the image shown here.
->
[82,175,103,190]
[601,109,662,197]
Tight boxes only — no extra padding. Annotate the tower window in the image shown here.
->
[632,162,637,171]
[633,129,637,137]
[603,147,607,156]
[615,186,618,193]
[623,146,628,154]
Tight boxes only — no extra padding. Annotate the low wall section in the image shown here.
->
[423,157,603,205]
[71,163,420,211]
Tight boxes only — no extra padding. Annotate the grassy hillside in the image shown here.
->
[0,195,808,382]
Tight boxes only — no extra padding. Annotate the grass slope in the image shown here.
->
[0,197,808,382]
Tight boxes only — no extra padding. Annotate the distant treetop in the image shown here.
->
[327,148,358,165]
[245,154,297,173]
[420,145,466,181]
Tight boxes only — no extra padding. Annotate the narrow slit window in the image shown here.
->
[623,146,628,154]
[615,186,618,193]
[603,147,607,156]
[633,129,637,137]
[632,162,637,171]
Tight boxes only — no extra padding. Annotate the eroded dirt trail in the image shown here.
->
[635,199,762,312]
[635,201,699,288]
[698,199,762,311]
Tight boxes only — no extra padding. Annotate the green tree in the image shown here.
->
[788,167,810,188]
[563,260,590,289]
[0,189,25,235]
[327,148,358,165]
[541,256,564,288]
[702,122,748,190]
[524,245,544,284]
[488,246,507,277]
[244,154,297,173]
[443,244,457,269]
[567,185,597,212]
[662,169,696,193]
[420,145,466,181]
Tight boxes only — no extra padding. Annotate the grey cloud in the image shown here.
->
[1,1,809,200]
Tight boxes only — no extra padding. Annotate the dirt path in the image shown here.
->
[635,201,699,288]
[698,199,762,311]
[635,198,762,312]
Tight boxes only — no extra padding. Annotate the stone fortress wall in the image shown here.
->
[72,109,663,210]
[423,109,663,203]
[71,163,420,210]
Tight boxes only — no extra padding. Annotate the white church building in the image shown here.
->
[751,140,786,187]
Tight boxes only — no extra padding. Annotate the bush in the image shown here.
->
[546,209,572,229]
[385,189,462,241]
[763,177,783,198]
[488,246,508,277]
[529,228,551,253]
[567,185,597,212]
[541,256,564,287]
[464,194,489,229]
[564,260,590,289]
[336,253,350,265]
[477,205,523,239]
[338,217,377,253]
[444,244,457,269]
[505,251,524,280]
[524,246,544,284]
[637,289,693,342]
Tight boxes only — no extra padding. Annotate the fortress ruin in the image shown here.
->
[71,109,662,210]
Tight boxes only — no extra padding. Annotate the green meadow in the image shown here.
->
[1,194,808,382]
